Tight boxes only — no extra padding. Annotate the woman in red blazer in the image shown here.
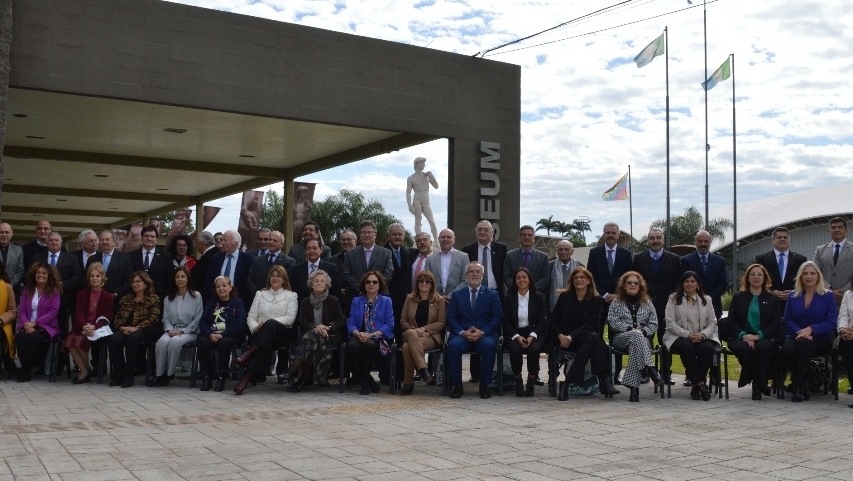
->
[64,262,115,384]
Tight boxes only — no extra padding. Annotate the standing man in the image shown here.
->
[130,225,174,301]
[75,230,99,274]
[410,232,432,288]
[342,220,393,297]
[34,231,84,331]
[547,240,584,311]
[755,226,807,308]
[213,232,225,251]
[87,230,133,300]
[503,225,550,294]
[247,230,295,300]
[384,223,413,331]
[587,222,633,383]
[0,222,24,291]
[445,262,503,399]
[23,220,53,269]
[461,220,507,299]
[425,228,469,300]
[288,221,332,264]
[332,229,357,314]
[289,238,340,307]
[680,230,728,319]
[192,231,219,300]
[814,217,853,303]
[205,230,254,311]
[247,228,271,257]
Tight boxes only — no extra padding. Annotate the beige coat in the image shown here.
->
[662,294,719,349]
[400,295,446,345]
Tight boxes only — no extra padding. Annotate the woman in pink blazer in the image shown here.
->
[16,262,62,382]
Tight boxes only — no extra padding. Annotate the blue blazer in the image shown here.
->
[680,251,728,317]
[347,295,395,339]
[204,251,254,312]
[783,291,837,342]
[447,284,503,339]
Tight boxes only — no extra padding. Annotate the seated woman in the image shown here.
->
[15,263,61,382]
[727,263,781,400]
[234,265,298,395]
[663,271,719,401]
[64,262,114,384]
[168,234,197,271]
[608,271,663,402]
[108,271,161,388]
[782,261,836,402]
[550,266,619,401]
[504,267,547,398]
[0,260,18,377]
[837,273,853,408]
[287,269,345,392]
[149,266,203,387]
[346,271,394,395]
[399,270,445,395]
[197,276,247,392]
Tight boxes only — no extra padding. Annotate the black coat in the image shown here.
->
[726,290,782,343]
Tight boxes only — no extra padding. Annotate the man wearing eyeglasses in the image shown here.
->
[342,220,393,297]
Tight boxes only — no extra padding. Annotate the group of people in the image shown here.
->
[1,215,853,407]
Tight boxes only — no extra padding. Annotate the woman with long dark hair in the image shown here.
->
[149,266,203,386]
[15,262,62,382]
[504,267,547,397]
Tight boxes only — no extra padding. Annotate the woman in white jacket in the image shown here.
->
[233,264,298,395]
[836,285,853,408]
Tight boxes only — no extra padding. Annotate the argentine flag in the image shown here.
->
[702,57,731,91]
[633,33,665,69]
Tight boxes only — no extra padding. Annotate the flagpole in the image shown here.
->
[731,53,738,291]
[703,0,709,231]
[665,26,671,249]
[628,165,634,252]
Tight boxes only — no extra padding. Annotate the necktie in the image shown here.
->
[103,253,111,272]
[394,249,401,267]
[414,255,425,282]
[834,244,841,266]
[607,249,614,273]
[778,252,786,280]
[365,248,372,266]
[144,251,151,270]
[523,251,530,268]
[268,253,275,267]
[309,263,317,274]
[482,246,489,288]
[652,253,661,277]
[50,253,57,266]
[700,254,708,273]
[224,254,232,279]
[561,264,569,284]
[471,288,478,310]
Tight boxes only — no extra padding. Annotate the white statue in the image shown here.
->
[406,156,439,244]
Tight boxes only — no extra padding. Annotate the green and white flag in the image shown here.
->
[633,33,665,68]
[702,57,731,91]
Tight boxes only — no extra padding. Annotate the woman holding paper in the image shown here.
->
[64,262,115,384]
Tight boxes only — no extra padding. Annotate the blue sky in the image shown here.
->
[169,0,853,245]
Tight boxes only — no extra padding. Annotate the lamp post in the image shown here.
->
[688,0,709,229]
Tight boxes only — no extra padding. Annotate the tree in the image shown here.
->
[568,218,591,247]
[643,205,733,247]
[535,215,558,236]
[309,189,411,252]
[260,189,284,232]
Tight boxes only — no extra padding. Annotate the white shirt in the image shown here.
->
[512,291,538,340]
[478,242,498,289]
[439,250,453,293]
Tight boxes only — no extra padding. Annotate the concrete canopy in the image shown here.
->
[1,0,521,246]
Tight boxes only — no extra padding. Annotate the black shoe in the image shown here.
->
[400,384,414,395]
[201,377,212,391]
[848,403,853,408]
[525,378,535,397]
[557,381,569,401]
[479,382,491,399]
[214,377,226,392]
[450,383,463,398]
[752,387,762,401]
[690,385,701,400]
[146,376,160,387]
[802,389,811,401]
[699,383,711,401]
[613,376,622,385]
[792,388,803,402]
[290,379,304,393]
[419,368,434,384]
[158,375,172,387]
[121,376,134,388]
[640,375,651,384]
[360,380,371,395]
[629,387,639,402]
[760,385,772,397]
[73,372,91,385]
[533,375,544,386]
[683,379,693,387]
[515,379,525,397]
[646,366,664,387]
[277,372,290,385]
[109,377,123,387]
[367,376,381,393]
[468,375,480,383]
[598,375,620,397]
[665,379,676,385]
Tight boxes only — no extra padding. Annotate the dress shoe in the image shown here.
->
[479,382,491,399]
[158,375,172,387]
[450,383,463,398]
[200,376,212,391]
[515,378,525,397]
[525,378,535,397]
[109,377,123,387]
[73,372,91,385]
[597,375,620,397]
[752,387,762,401]
[360,380,371,395]
[277,372,290,385]
[146,376,160,387]
[802,389,811,401]
[534,375,544,386]
[400,384,414,395]
[233,372,252,395]
[290,379,305,393]
[419,368,434,384]
[469,375,480,383]
[629,387,639,402]
[791,388,803,402]
[683,379,693,387]
[121,376,134,388]
[699,383,711,401]
[235,346,258,367]
[760,385,772,397]
[690,385,701,400]
[557,381,570,401]
[645,366,664,388]
[214,377,227,392]
[367,376,381,393]
[665,379,676,386]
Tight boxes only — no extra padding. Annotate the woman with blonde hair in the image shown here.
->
[399,270,445,395]
[64,262,114,384]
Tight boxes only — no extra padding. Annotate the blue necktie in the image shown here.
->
[700,254,708,273]
[607,249,614,273]
[834,244,841,266]
[268,253,275,267]
[103,254,111,272]
[50,253,57,266]
[224,254,233,280]
[394,249,401,267]
[778,252,785,280]
[471,288,478,310]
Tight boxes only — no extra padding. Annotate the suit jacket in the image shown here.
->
[34,250,84,295]
[346,294,395,339]
[384,242,414,319]
[680,251,728,317]
[727,290,781,342]
[461,241,508,294]
[400,295,446,345]
[205,250,254,312]
[22,240,48,270]
[503,247,550,294]
[289,259,341,307]
[87,250,134,300]
[755,250,808,292]
[247,251,296,300]
[193,246,220,299]
[287,242,332,264]
[73,250,97,275]
[503,291,548,342]
[662,294,719,349]
[1,243,25,288]
[18,287,61,338]
[130,247,174,300]
[586,244,633,298]
[549,292,602,341]
[342,245,394,296]
[546,258,584,312]
[331,250,352,312]
[632,250,681,320]
[782,290,837,342]
[814,240,853,291]
[425,249,470,297]
[446,284,502,338]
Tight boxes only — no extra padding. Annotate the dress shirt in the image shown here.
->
[440,250,453,293]
[512,291,537,340]
[48,251,60,266]
[774,248,788,281]
[411,254,427,285]
[478,242,498,289]
[220,251,237,283]
[143,248,155,269]
[82,250,95,267]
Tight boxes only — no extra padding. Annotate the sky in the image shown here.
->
[169,0,853,245]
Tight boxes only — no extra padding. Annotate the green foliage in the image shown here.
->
[309,189,412,252]
[721,291,733,311]
[640,205,733,247]
[535,216,590,247]
[260,189,284,231]
[535,215,558,235]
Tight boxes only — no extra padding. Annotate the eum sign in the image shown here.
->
[479,141,501,240]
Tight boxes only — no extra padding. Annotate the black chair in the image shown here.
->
[609,333,663,398]
[775,344,835,400]
[44,335,63,383]
[144,339,199,387]
[339,337,395,395]
[388,335,446,395]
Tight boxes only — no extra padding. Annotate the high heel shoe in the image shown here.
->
[752,386,762,401]
[419,368,433,384]
[645,366,664,387]
[557,381,570,401]
[629,387,639,402]
[367,376,380,393]
[515,378,525,397]
[214,376,227,392]
[200,376,212,391]
[525,378,535,397]
[233,372,252,395]
[400,384,414,395]
[597,375,620,397]
[235,346,258,367]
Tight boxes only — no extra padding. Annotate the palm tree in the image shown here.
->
[535,215,559,236]
[554,221,575,238]
[645,205,733,246]
[0,0,12,217]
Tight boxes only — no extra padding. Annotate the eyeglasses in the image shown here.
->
[418,279,433,284]
[361,231,376,236]
[625,281,640,286]
[364,280,379,285]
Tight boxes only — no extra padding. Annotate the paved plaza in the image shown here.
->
[1,357,851,481]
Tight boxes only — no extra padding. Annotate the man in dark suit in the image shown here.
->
[247,230,296,300]
[680,229,728,319]
[342,220,393,297]
[289,238,341,307]
[503,225,550,294]
[247,228,271,258]
[74,229,99,274]
[192,231,219,301]
[288,220,333,264]
[87,230,133,300]
[22,219,53,270]
[384,223,413,334]
[445,262,503,399]
[0,222,25,291]
[331,229,357,315]
[206,230,254,312]
[755,226,807,309]
[587,222,633,383]
[130,225,174,301]
[34,231,84,332]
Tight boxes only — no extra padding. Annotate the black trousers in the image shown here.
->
[107,326,160,380]
[782,336,831,383]
[247,321,294,374]
[560,332,609,383]
[839,338,853,381]
[669,337,715,384]
[506,328,544,376]
[728,338,775,388]
[346,336,382,381]
[15,329,50,380]
[197,334,243,377]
